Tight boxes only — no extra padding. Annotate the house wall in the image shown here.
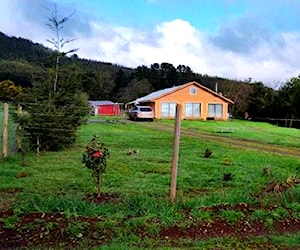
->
[153,84,230,120]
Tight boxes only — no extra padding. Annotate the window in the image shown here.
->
[161,102,176,117]
[208,104,223,118]
[190,87,197,95]
[185,103,201,118]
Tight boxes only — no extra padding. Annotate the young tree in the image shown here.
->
[21,4,89,152]
[46,4,77,92]
[82,136,109,196]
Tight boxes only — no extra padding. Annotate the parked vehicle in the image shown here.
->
[128,106,154,121]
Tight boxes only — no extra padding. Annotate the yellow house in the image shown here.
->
[127,81,234,120]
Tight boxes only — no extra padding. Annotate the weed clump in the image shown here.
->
[223,173,234,182]
[204,149,212,158]
[127,148,139,156]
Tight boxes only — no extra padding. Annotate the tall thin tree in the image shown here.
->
[46,4,77,92]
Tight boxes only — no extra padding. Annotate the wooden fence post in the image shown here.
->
[17,104,22,151]
[2,102,9,158]
[170,104,182,203]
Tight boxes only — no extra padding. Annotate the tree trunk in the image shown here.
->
[96,175,102,197]
[54,55,60,92]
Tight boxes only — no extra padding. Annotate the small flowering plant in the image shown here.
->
[82,135,109,196]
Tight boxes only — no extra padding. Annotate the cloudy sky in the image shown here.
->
[1,0,300,87]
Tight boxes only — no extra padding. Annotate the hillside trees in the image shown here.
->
[82,69,115,100]
[218,80,253,118]
[277,76,300,119]
[246,82,277,118]
[0,32,51,64]
[0,60,40,88]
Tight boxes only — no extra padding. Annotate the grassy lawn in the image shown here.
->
[161,119,300,147]
[1,117,300,249]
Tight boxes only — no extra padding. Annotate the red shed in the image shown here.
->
[89,100,121,116]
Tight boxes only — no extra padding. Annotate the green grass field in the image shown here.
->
[1,117,300,249]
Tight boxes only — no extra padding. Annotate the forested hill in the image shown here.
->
[0,32,52,64]
[1,31,299,122]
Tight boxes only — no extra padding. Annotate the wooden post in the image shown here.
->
[17,104,22,151]
[36,137,40,156]
[170,104,182,203]
[2,102,9,158]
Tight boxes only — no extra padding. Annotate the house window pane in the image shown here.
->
[185,103,201,117]
[193,104,200,116]
[169,103,176,117]
[161,103,169,117]
[208,104,215,117]
[185,103,193,117]
[215,104,222,117]
[190,87,197,95]
[208,104,223,118]
[161,102,176,117]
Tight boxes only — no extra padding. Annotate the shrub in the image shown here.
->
[82,136,109,196]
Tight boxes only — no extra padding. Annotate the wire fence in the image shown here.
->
[1,100,300,160]
[252,117,300,129]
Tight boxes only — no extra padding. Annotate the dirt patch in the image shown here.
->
[1,201,300,249]
[0,188,23,212]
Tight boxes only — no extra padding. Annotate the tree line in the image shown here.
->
[1,31,300,124]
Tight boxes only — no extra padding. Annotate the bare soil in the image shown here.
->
[1,193,300,249]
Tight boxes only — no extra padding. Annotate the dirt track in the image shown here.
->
[140,122,300,158]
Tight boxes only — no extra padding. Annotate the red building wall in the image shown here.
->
[97,104,120,116]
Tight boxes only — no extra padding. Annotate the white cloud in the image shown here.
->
[74,18,300,87]
[1,0,300,87]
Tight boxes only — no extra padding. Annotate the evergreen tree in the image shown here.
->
[21,5,89,151]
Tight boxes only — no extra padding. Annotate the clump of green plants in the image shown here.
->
[66,221,89,239]
[190,208,214,222]
[204,149,212,158]
[257,175,300,206]
[82,135,109,196]
[127,148,140,156]
[0,80,22,101]
[263,165,272,177]
[221,157,234,166]
[0,215,19,229]
[218,210,244,224]
[223,173,234,182]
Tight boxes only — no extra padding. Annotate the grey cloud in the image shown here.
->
[209,17,285,54]
[12,0,92,37]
